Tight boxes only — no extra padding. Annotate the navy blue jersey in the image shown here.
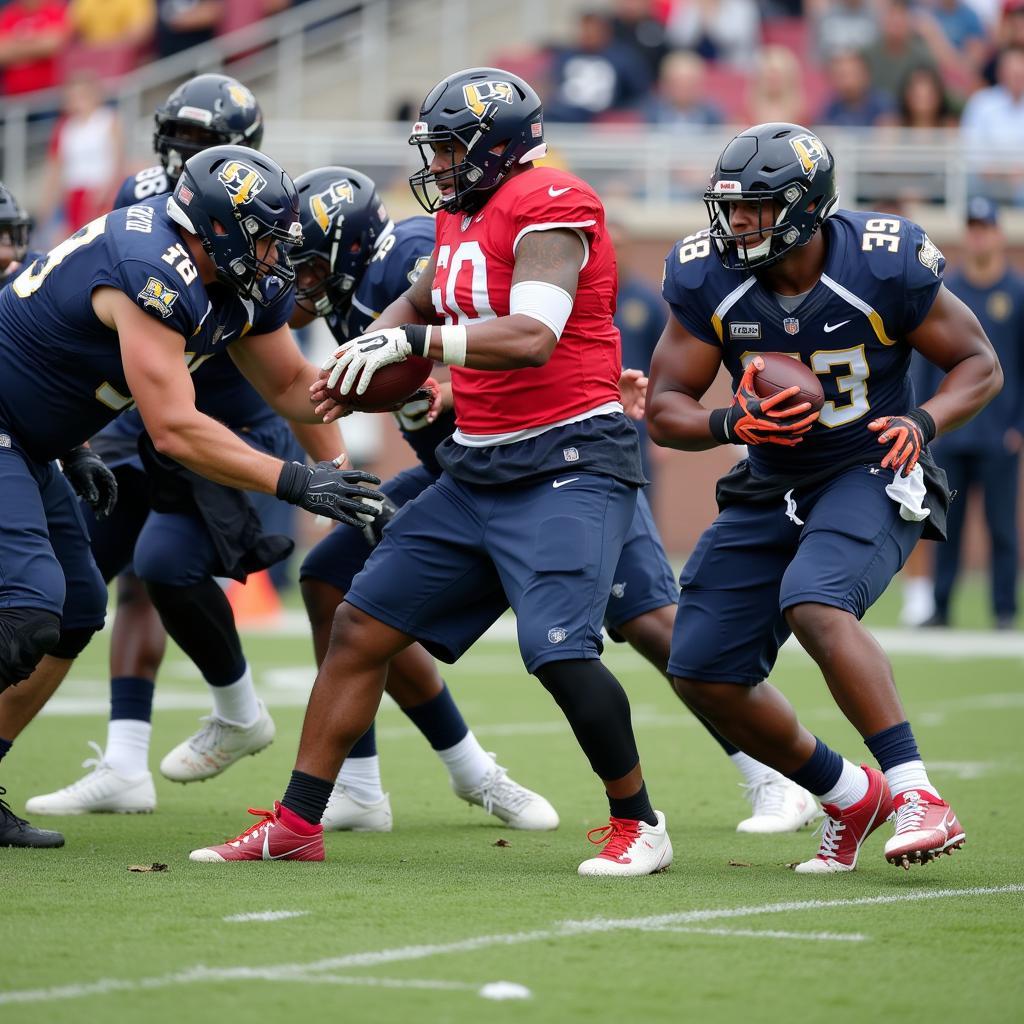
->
[0,198,291,461]
[112,165,171,210]
[915,268,1024,452]
[662,209,945,476]
[324,215,452,475]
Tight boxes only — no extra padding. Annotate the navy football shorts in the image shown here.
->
[345,471,637,674]
[668,464,924,685]
[0,431,106,629]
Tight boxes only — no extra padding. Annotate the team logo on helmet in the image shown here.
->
[227,82,256,109]
[789,134,827,181]
[137,277,179,319]
[218,160,266,208]
[462,81,514,117]
[309,179,355,234]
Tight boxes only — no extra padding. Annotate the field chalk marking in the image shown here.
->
[2,885,1020,1006]
[222,911,310,923]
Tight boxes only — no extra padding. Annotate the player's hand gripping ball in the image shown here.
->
[723,354,822,446]
[322,327,433,413]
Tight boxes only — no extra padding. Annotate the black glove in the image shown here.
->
[60,445,118,518]
[362,494,398,548]
[276,460,383,527]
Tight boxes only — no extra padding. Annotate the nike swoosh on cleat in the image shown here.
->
[548,186,572,197]
[552,478,579,488]
[823,320,851,333]
[263,826,319,860]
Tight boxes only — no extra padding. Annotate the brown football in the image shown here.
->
[325,355,434,413]
[751,352,825,412]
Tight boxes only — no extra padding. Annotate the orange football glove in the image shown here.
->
[868,409,936,476]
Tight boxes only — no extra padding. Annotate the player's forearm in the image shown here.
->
[256,361,326,424]
[146,413,283,493]
[416,315,556,370]
[920,349,1003,437]
[288,419,346,463]
[646,393,721,451]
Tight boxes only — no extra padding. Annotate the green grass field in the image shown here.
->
[2,580,1023,1023]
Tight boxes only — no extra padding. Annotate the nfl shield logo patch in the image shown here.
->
[562,447,580,463]
[783,317,800,335]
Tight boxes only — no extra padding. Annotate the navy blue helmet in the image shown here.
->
[154,74,264,181]
[166,145,302,304]
[0,181,30,263]
[408,67,547,214]
[291,166,393,316]
[704,122,839,271]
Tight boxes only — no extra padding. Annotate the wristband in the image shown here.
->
[708,407,731,444]
[439,325,468,366]
[275,460,307,502]
[906,407,937,445]
[402,323,431,357]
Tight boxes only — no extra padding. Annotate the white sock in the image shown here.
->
[336,756,384,804]
[104,719,151,777]
[729,751,783,788]
[885,760,939,799]
[209,664,260,726]
[819,759,869,809]
[437,731,496,791]
[900,577,936,626]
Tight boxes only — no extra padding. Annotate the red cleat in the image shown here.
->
[189,802,324,862]
[884,790,965,869]
[793,766,892,874]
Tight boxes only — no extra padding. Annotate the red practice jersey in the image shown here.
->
[431,167,622,435]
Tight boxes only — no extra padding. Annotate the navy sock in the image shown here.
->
[281,770,334,827]
[110,676,156,723]
[864,721,920,772]
[349,722,377,759]
[788,736,844,796]
[401,684,469,751]
[0,737,11,765]
[608,782,657,826]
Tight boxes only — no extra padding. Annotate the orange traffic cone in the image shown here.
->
[226,569,283,628]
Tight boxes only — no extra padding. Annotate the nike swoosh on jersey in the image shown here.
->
[552,477,579,488]
[823,320,851,333]
[548,186,572,197]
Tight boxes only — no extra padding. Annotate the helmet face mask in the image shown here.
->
[291,166,393,317]
[0,182,30,267]
[704,123,839,271]
[154,74,264,182]
[167,146,301,306]
[408,67,546,214]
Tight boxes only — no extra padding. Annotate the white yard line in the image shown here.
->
[2,885,1019,1006]
[222,911,309,923]
[645,927,867,942]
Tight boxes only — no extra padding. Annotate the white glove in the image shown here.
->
[322,327,413,397]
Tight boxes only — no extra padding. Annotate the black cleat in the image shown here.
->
[0,787,64,848]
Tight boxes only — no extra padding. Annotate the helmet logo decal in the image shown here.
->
[462,81,514,117]
[309,179,355,234]
[137,277,179,319]
[176,105,213,125]
[711,180,741,195]
[218,160,267,208]
[227,83,256,109]
[789,134,827,180]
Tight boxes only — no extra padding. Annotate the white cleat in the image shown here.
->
[578,810,673,877]
[160,701,275,783]
[736,776,821,834]
[25,742,156,815]
[452,754,559,830]
[321,787,393,832]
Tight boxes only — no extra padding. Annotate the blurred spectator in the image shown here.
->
[665,0,761,69]
[915,197,1024,629]
[863,0,940,101]
[0,0,70,96]
[218,0,288,36]
[819,49,896,125]
[545,10,651,123]
[897,63,958,126]
[809,0,880,61]
[38,73,122,235]
[919,0,988,63]
[608,220,665,490]
[982,0,1024,83]
[643,50,723,126]
[156,0,222,58]
[961,45,1024,202]
[609,0,671,79]
[69,0,155,45]
[744,45,807,125]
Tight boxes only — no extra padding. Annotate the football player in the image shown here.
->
[191,69,673,875]
[0,147,383,841]
[291,166,817,836]
[22,78,327,818]
[647,123,1001,871]
[0,182,32,286]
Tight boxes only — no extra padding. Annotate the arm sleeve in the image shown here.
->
[901,220,945,335]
